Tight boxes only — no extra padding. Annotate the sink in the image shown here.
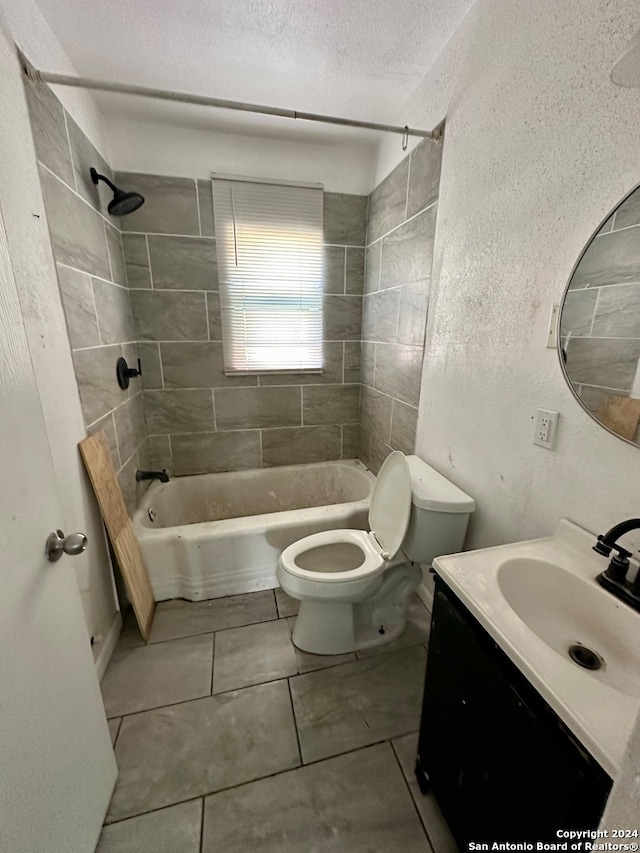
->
[497,556,640,697]
[432,519,640,778]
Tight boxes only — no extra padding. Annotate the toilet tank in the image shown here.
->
[401,455,475,565]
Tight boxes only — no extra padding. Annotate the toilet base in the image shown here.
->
[291,562,422,655]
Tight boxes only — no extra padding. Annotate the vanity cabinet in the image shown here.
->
[416,577,612,847]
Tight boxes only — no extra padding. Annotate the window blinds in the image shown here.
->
[211,178,324,374]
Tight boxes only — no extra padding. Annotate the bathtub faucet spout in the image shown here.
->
[135,469,169,483]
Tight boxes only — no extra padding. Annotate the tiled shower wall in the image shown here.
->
[562,184,640,423]
[359,138,443,473]
[24,79,149,513]
[117,173,366,475]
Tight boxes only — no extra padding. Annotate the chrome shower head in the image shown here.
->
[90,168,145,216]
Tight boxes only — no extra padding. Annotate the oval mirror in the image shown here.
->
[559,183,640,446]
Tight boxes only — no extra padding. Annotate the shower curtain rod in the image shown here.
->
[23,62,435,140]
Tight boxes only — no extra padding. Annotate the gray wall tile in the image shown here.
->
[323,295,362,341]
[131,291,208,341]
[323,194,367,245]
[591,284,640,338]
[106,224,127,287]
[390,400,418,454]
[160,342,256,389]
[24,79,74,187]
[148,235,218,290]
[613,186,640,231]
[207,292,222,340]
[262,425,342,466]
[380,206,436,289]
[257,342,343,386]
[374,344,423,407]
[342,424,360,459]
[361,342,375,387]
[123,234,151,289]
[345,248,365,294]
[67,114,114,213]
[56,265,100,349]
[364,242,381,294]
[343,342,361,384]
[360,386,392,439]
[215,387,301,430]
[406,139,442,218]
[570,227,640,288]
[73,345,127,426]
[323,246,345,293]
[367,159,409,244]
[148,434,172,471]
[144,389,214,434]
[303,385,359,424]
[397,281,429,346]
[93,279,135,345]
[564,338,640,391]
[369,431,394,474]
[197,179,216,237]
[87,412,120,471]
[138,343,163,390]
[116,173,199,235]
[113,394,146,464]
[172,431,261,475]
[40,165,111,280]
[363,290,401,342]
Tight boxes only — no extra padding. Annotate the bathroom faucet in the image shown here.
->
[135,469,169,483]
[593,518,640,612]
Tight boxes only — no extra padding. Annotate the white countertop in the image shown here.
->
[433,519,640,779]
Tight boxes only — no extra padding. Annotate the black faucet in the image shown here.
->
[593,518,640,612]
[135,469,169,483]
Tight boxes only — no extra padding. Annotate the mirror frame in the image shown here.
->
[556,180,640,449]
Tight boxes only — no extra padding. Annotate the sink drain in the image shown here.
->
[568,644,604,671]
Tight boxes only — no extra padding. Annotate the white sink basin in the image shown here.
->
[497,556,640,697]
[433,519,640,778]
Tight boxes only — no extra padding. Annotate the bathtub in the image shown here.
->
[132,459,375,601]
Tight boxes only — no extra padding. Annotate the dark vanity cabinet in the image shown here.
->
[416,577,612,847]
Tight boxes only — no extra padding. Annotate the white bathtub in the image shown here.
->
[132,459,374,601]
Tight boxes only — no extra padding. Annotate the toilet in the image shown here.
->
[277,452,476,655]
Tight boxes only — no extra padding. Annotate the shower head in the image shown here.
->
[90,167,145,216]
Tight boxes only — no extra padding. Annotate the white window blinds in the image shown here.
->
[211,177,324,374]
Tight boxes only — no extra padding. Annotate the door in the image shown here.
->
[0,205,116,851]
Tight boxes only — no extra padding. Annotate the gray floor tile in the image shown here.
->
[392,732,458,853]
[97,800,202,853]
[202,743,431,853]
[290,645,427,764]
[101,634,213,717]
[357,594,432,658]
[107,717,122,747]
[107,681,300,822]
[212,620,298,693]
[148,591,278,643]
[285,616,357,673]
[274,586,300,618]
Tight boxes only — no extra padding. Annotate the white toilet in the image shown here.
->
[277,452,475,655]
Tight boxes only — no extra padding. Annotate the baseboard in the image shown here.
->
[417,572,434,614]
[95,610,122,681]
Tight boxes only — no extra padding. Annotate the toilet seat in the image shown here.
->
[280,528,386,584]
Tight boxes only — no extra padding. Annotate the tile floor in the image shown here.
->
[96,589,457,852]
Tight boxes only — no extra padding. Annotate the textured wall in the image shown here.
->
[24,78,149,515]
[117,171,366,475]
[359,137,442,473]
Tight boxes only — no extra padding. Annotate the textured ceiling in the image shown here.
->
[33,0,473,141]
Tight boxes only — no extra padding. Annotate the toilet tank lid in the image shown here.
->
[406,455,476,514]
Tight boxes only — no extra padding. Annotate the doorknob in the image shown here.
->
[46,530,88,562]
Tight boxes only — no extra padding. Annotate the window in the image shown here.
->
[211,177,323,374]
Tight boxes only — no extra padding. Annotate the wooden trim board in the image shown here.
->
[79,431,155,641]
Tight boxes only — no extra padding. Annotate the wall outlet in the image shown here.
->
[546,304,559,348]
[534,408,560,449]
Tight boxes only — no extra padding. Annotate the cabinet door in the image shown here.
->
[418,581,611,846]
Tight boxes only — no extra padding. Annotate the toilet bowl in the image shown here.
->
[277,451,476,655]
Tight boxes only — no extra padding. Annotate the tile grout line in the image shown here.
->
[145,234,154,289]
[366,199,438,249]
[286,677,304,767]
[390,738,437,850]
[62,109,79,194]
[209,633,215,695]
[199,796,205,853]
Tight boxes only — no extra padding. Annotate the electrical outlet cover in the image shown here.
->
[534,408,560,449]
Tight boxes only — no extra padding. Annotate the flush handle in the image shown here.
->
[46,530,88,562]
